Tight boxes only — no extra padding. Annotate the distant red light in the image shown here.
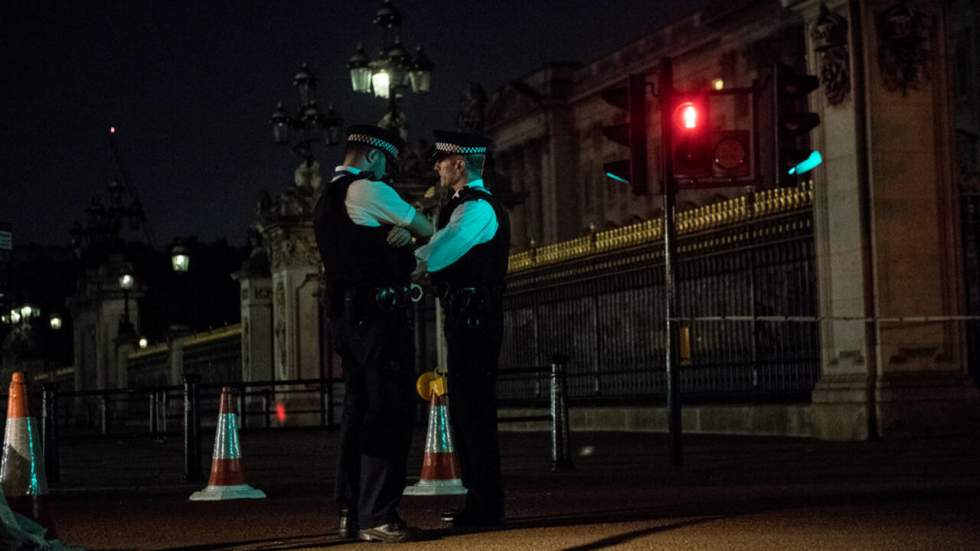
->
[109,126,117,134]
[275,401,287,423]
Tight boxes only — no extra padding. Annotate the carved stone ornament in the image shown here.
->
[268,232,320,270]
[293,159,322,191]
[876,1,931,95]
[812,3,851,106]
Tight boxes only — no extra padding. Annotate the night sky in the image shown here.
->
[2,0,703,248]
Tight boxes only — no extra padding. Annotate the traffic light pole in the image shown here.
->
[658,57,683,467]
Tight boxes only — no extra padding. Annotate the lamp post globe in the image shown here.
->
[119,273,135,290]
[171,246,190,273]
[348,43,373,93]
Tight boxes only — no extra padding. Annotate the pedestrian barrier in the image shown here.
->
[189,386,266,501]
[404,372,466,495]
[1,372,57,538]
[0,363,573,484]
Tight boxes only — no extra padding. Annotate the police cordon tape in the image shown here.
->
[667,314,980,323]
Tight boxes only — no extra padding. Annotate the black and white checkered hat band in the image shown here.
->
[436,142,487,155]
[348,134,400,157]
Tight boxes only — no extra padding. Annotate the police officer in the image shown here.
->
[414,130,510,528]
[313,125,433,543]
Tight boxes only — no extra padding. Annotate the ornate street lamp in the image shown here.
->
[49,314,62,331]
[408,46,433,94]
[270,63,344,164]
[118,273,135,334]
[170,243,191,332]
[347,0,434,133]
[348,44,373,93]
[20,305,38,319]
[171,245,190,273]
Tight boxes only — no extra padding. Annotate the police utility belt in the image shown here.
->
[437,284,498,329]
[343,284,423,318]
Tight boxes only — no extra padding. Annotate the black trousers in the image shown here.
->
[445,305,505,518]
[331,309,416,527]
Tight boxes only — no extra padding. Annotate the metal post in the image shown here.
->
[319,379,327,427]
[238,384,247,430]
[149,391,158,435]
[100,393,111,435]
[659,57,683,467]
[413,300,426,425]
[183,374,203,482]
[326,376,335,428]
[160,390,168,434]
[263,388,272,429]
[41,383,60,484]
[550,355,573,471]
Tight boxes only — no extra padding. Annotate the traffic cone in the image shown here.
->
[189,387,266,501]
[404,372,467,496]
[1,372,57,538]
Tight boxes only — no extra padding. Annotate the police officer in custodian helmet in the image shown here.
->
[414,130,510,528]
[313,124,433,543]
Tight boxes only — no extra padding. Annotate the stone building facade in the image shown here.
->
[486,0,980,439]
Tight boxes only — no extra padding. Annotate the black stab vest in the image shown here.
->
[431,187,510,290]
[313,172,415,317]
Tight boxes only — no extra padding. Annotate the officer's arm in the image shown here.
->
[416,200,497,273]
[404,211,433,238]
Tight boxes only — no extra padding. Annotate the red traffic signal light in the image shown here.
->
[674,101,701,130]
[670,93,711,179]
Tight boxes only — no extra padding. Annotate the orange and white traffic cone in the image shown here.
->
[1,372,57,538]
[404,372,467,496]
[189,387,266,501]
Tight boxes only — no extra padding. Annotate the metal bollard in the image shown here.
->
[549,355,573,471]
[183,375,203,482]
[100,393,111,435]
[41,383,60,484]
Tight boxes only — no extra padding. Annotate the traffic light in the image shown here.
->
[670,93,712,179]
[600,74,648,195]
[773,63,821,186]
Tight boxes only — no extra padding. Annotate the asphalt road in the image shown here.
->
[43,429,980,550]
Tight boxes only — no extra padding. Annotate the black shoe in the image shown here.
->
[358,519,418,543]
[338,507,357,540]
[441,509,503,528]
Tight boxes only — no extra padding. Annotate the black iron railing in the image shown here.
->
[501,187,820,404]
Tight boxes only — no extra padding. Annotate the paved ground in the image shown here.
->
[41,428,980,550]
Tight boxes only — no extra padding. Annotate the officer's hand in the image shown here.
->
[386,226,414,248]
[411,261,428,283]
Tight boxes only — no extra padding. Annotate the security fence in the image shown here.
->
[499,184,820,405]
